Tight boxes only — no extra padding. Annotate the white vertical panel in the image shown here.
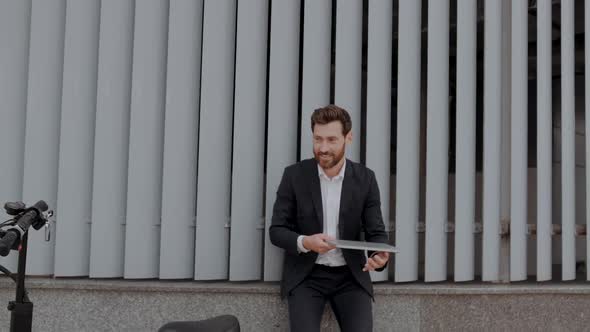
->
[510,0,528,281]
[537,0,552,281]
[334,0,362,161]
[0,0,31,271]
[424,0,449,282]
[561,0,576,281]
[124,0,169,278]
[194,0,236,280]
[395,0,421,282]
[22,0,66,275]
[454,0,476,282]
[482,0,502,281]
[300,0,331,160]
[586,0,590,282]
[264,0,300,281]
[159,0,203,279]
[54,0,100,277]
[229,0,268,281]
[366,0,392,283]
[89,0,134,278]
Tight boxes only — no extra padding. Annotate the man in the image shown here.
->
[269,105,390,332]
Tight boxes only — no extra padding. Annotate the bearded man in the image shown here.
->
[269,105,390,332]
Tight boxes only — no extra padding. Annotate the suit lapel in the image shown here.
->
[307,159,324,231]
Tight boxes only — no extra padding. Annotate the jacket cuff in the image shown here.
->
[297,235,310,253]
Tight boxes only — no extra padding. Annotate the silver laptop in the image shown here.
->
[326,239,398,253]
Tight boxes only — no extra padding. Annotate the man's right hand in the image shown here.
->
[302,234,336,254]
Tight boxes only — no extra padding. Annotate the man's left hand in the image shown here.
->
[363,251,390,272]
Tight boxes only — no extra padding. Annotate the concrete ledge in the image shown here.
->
[1,278,590,331]
[4,277,590,294]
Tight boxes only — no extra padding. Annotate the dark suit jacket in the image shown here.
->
[269,158,389,298]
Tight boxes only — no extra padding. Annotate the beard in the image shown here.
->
[314,146,346,170]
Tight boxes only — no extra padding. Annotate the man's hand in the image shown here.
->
[363,251,389,272]
[302,234,336,254]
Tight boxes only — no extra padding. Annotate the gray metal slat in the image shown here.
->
[561,0,576,281]
[22,0,66,275]
[586,0,590,282]
[263,0,300,282]
[536,0,552,281]
[482,0,502,282]
[365,0,393,283]
[159,0,203,279]
[300,0,331,161]
[124,0,169,279]
[334,0,362,162]
[89,0,134,278]
[54,0,100,277]
[229,0,268,281]
[194,0,236,280]
[424,0,449,282]
[454,0,477,282]
[394,0,422,283]
[510,0,528,281]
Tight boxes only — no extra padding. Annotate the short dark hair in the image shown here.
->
[310,105,352,136]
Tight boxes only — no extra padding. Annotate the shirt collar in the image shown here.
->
[317,159,346,181]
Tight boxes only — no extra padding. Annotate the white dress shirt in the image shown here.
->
[297,160,347,267]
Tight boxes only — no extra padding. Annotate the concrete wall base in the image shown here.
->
[1,278,589,331]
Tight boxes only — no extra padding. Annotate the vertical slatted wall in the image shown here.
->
[1,0,589,284]
[0,0,31,272]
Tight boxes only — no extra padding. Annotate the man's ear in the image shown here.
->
[345,131,353,145]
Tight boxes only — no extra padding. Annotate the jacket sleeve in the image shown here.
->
[362,170,390,271]
[269,167,300,255]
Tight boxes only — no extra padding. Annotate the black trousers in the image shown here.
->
[287,264,373,332]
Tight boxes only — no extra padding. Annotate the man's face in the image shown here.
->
[312,121,352,170]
